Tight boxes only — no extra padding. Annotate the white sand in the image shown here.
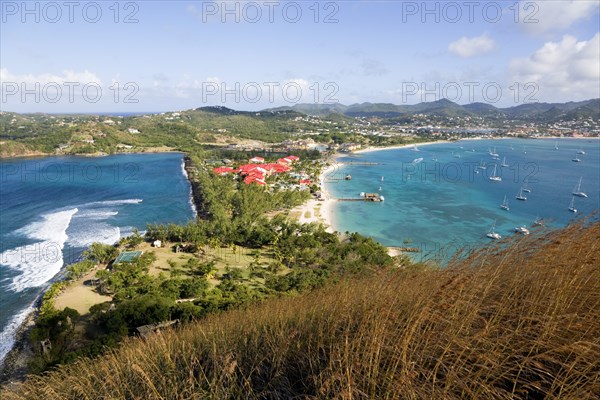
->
[351,140,450,154]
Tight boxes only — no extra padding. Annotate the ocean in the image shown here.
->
[0,153,196,365]
[326,138,599,262]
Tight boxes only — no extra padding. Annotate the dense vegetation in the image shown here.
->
[17,154,394,375]
[4,221,598,399]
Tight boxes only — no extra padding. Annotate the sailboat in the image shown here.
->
[488,147,499,157]
[500,157,509,167]
[554,141,559,150]
[500,195,509,211]
[514,225,530,235]
[516,187,527,201]
[486,220,501,240]
[572,177,588,198]
[476,160,486,170]
[522,146,527,154]
[431,154,438,162]
[568,196,577,213]
[412,144,420,152]
[381,176,384,182]
[489,164,502,182]
[522,179,531,193]
[577,148,585,155]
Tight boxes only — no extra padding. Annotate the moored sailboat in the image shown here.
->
[489,164,502,182]
[516,187,527,201]
[500,195,509,211]
[486,220,501,240]
[572,177,588,198]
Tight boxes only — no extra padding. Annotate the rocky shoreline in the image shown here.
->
[0,305,39,385]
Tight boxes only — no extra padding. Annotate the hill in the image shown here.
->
[3,221,599,399]
[265,98,600,122]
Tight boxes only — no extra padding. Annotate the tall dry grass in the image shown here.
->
[3,222,599,399]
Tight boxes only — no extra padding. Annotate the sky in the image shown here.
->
[1,0,599,113]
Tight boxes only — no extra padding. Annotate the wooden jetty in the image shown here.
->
[338,162,384,166]
[338,193,384,202]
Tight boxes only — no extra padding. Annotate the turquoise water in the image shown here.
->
[0,153,195,364]
[325,139,599,261]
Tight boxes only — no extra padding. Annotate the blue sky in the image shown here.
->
[1,0,599,112]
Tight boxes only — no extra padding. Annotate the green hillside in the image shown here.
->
[3,221,598,399]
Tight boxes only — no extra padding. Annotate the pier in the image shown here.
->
[337,193,385,202]
[338,162,385,166]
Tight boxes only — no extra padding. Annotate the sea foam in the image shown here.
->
[1,208,78,292]
[0,304,35,366]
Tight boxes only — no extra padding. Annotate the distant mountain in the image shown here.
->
[264,99,599,122]
[267,103,348,116]
[194,106,250,115]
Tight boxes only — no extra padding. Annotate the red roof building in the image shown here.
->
[213,167,235,175]
[243,176,266,185]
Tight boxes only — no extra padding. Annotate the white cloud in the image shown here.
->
[361,59,389,76]
[0,68,102,86]
[448,34,495,58]
[509,33,600,101]
[518,0,600,34]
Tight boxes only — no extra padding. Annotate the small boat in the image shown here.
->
[486,220,501,240]
[577,149,585,155]
[380,196,385,201]
[379,186,382,192]
[522,179,531,193]
[516,187,527,201]
[572,177,588,198]
[381,176,384,182]
[500,195,509,211]
[488,147,499,157]
[489,164,502,182]
[522,146,527,154]
[412,157,423,164]
[568,196,577,213]
[431,154,438,162]
[515,226,530,235]
[500,157,509,167]
[572,154,582,162]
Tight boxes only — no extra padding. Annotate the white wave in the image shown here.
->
[67,223,120,248]
[182,160,197,217]
[73,210,119,219]
[1,208,78,292]
[88,199,143,206]
[0,305,35,367]
[181,159,189,179]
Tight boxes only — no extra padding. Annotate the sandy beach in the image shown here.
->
[290,161,338,233]
[351,140,450,155]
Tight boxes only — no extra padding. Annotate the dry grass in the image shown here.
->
[3,222,599,399]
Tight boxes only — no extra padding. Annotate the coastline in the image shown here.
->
[351,140,448,155]
[0,147,180,161]
[0,151,196,384]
